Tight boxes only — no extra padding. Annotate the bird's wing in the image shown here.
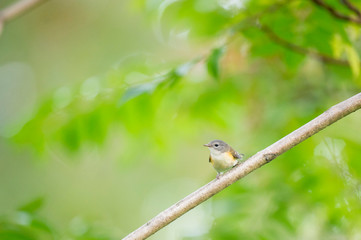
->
[230,148,244,160]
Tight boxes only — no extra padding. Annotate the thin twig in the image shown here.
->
[311,0,361,24]
[259,24,348,65]
[0,0,47,35]
[0,0,46,22]
[230,1,351,67]
[341,0,361,18]
[230,1,291,36]
[123,92,361,240]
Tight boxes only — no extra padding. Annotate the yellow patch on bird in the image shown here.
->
[226,151,236,161]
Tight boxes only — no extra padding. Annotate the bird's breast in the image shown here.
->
[210,151,236,172]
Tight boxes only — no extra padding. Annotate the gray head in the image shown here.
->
[203,140,229,153]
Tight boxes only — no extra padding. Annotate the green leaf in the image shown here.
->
[84,110,107,144]
[173,58,199,77]
[0,230,35,240]
[30,219,53,234]
[17,198,44,214]
[61,121,81,152]
[207,46,226,80]
[345,45,360,77]
[330,34,343,59]
[118,82,159,106]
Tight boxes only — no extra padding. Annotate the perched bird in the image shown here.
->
[204,140,244,179]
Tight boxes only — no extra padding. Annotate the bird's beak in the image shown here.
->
[203,143,211,147]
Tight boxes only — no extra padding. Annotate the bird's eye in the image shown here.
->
[214,144,219,147]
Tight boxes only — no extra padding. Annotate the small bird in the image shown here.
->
[204,140,244,179]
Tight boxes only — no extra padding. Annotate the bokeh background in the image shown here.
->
[1,0,361,239]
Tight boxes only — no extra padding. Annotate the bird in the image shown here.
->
[204,140,244,179]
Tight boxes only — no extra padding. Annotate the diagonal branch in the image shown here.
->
[259,24,348,65]
[0,0,47,35]
[123,92,361,240]
[341,0,361,18]
[311,0,361,24]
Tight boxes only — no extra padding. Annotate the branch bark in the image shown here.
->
[0,0,47,35]
[259,24,348,66]
[341,0,361,18]
[311,0,361,24]
[231,3,352,67]
[122,92,361,240]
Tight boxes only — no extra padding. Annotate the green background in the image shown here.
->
[1,0,361,239]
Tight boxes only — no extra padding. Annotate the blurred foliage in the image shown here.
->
[0,197,114,240]
[1,0,361,239]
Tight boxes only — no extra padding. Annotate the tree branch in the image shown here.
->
[231,3,352,67]
[0,0,47,35]
[123,92,361,240]
[311,0,361,24]
[341,0,361,18]
[259,24,349,66]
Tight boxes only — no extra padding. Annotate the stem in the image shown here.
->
[0,0,47,34]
